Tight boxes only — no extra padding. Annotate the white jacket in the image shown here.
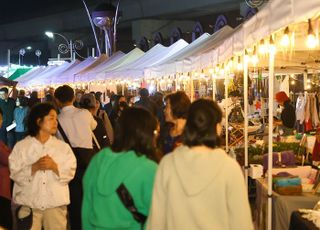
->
[9,136,76,210]
[147,145,253,230]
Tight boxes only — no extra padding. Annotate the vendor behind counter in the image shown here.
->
[275,91,296,135]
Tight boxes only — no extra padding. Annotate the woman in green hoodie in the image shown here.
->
[82,107,159,230]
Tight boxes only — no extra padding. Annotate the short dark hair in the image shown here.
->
[95,91,102,101]
[54,85,74,103]
[0,87,8,94]
[139,88,149,98]
[18,96,29,107]
[165,91,191,119]
[183,99,222,148]
[112,107,158,160]
[27,103,56,137]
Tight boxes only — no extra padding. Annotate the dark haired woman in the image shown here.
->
[14,96,29,143]
[147,99,253,230]
[109,95,128,128]
[9,103,76,229]
[82,107,158,230]
[161,91,191,154]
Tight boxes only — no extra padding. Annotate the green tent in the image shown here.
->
[8,68,32,80]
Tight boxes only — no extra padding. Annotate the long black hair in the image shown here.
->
[111,107,158,160]
[183,99,222,148]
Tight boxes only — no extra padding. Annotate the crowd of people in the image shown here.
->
[0,85,253,230]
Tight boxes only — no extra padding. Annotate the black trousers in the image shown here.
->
[0,196,12,229]
[68,148,95,230]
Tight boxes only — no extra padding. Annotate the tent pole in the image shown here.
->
[190,74,194,102]
[212,74,216,101]
[244,55,249,186]
[267,47,275,230]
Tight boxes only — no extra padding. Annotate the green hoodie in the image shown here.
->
[82,148,158,230]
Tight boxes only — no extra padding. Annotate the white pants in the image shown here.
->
[19,206,67,230]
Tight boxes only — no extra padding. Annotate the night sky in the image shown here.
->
[0,0,97,24]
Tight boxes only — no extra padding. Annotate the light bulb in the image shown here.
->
[251,46,259,65]
[280,27,290,47]
[269,36,277,54]
[307,79,311,83]
[215,65,220,73]
[291,80,295,85]
[227,59,233,70]
[306,19,318,49]
[237,56,243,71]
[259,39,267,54]
[244,50,250,63]
[307,34,318,49]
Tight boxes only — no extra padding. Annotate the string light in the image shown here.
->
[306,19,318,49]
[280,27,290,47]
[258,39,267,54]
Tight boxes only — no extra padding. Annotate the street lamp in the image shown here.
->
[45,31,84,61]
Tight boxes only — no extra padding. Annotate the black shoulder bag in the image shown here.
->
[57,122,95,169]
[116,183,147,230]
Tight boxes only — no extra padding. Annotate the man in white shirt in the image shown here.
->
[54,85,97,230]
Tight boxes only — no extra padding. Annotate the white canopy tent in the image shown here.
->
[75,51,125,83]
[102,39,189,80]
[95,48,145,81]
[17,66,50,86]
[145,32,211,78]
[48,57,97,85]
[145,26,234,78]
[24,60,79,87]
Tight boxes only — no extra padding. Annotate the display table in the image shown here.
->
[289,211,318,230]
[255,178,320,230]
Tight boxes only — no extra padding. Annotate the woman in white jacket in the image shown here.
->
[9,103,76,230]
[147,99,253,230]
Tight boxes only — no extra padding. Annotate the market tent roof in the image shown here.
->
[104,39,189,80]
[200,0,320,71]
[145,26,234,77]
[24,60,79,87]
[8,67,33,80]
[17,66,53,86]
[95,48,145,81]
[49,57,97,84]
[75,54,108,76]
[75,51,125,82]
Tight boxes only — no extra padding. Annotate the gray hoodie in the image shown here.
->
[147,145,253,230]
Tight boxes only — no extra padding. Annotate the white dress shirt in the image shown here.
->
[57,105,97,149]
[9,136,76,210]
